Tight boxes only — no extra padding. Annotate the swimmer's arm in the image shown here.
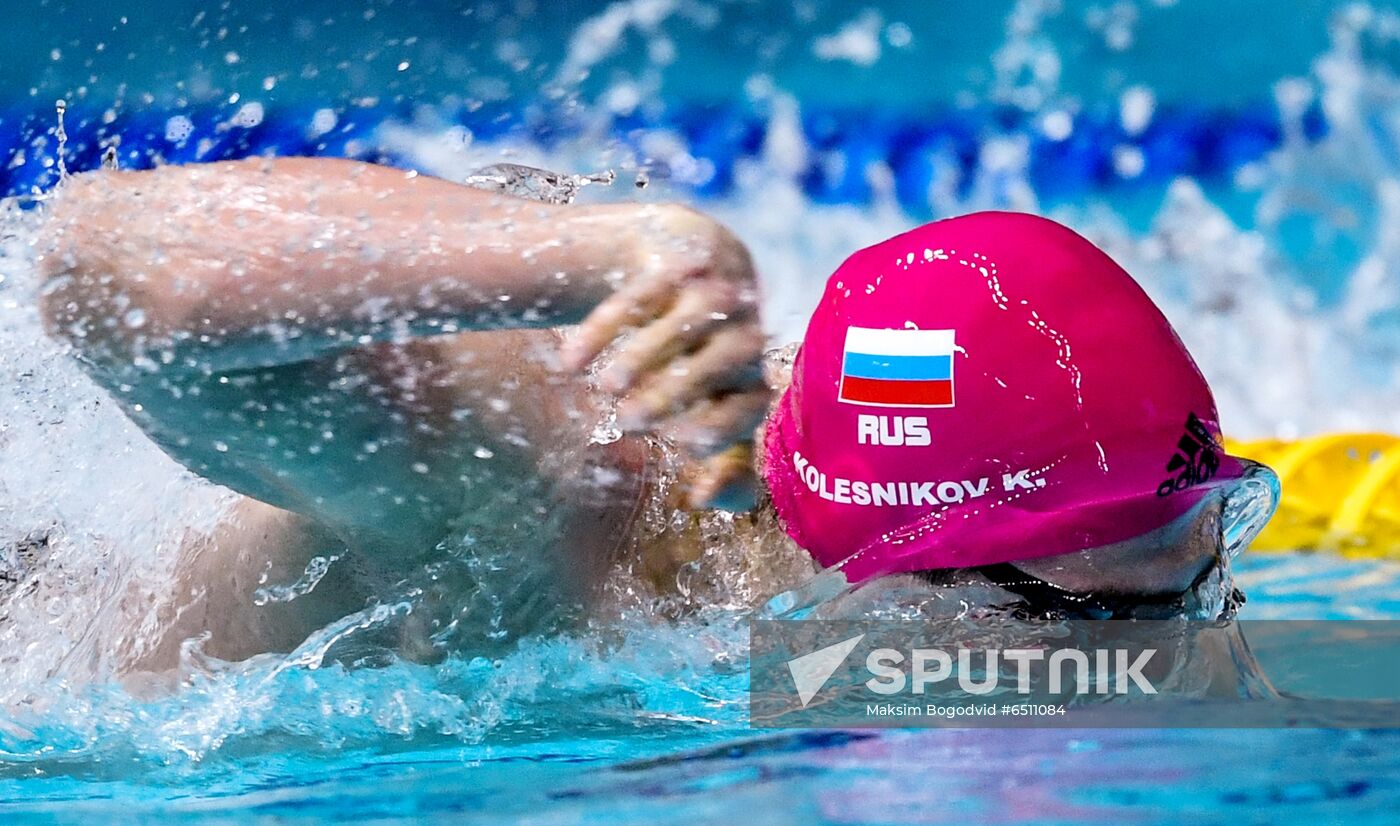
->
[38,157,713,370]
[39,157,771,507]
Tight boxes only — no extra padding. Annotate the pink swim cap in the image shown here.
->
[762,211,1247,583]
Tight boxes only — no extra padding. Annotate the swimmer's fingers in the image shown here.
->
[657,387,770,512]
[598,290,740,394]
[616,327,765,429]
[668,387,772,458]
[561,274,670,371]
[685,442,761,512]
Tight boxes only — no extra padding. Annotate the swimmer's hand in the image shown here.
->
[560,206,770,511]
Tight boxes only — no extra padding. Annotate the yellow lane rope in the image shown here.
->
[1226,434,1400,559]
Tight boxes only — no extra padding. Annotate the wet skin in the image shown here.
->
[38,158,770,665]
[36,159,1222,668]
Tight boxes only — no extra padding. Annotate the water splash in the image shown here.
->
[462,163,616,205]
[52,100,68,182]
[252,554,342,606]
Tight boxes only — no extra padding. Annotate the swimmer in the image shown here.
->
[35,159,1273,668]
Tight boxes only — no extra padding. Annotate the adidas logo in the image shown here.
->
[1156,412,1222,498]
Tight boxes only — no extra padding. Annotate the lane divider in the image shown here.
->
[0,99,1327,207]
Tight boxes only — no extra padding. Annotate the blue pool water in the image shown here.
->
[0,555,1398,823]
[5,0,1400,822]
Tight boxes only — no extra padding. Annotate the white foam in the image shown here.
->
[812,9,885,67]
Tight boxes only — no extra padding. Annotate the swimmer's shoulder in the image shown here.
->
[148,498,365,666]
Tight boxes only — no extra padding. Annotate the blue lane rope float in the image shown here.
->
[1,98,1328,207]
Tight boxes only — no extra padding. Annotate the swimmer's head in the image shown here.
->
[760,211,1273,586]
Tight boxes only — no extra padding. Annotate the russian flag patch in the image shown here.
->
[838,327,956,408]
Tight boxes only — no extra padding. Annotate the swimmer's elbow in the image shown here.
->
[36,174,110,344]
[36,171,202,362]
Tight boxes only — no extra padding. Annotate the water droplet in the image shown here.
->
[53,100,68,179]
[165,115,194,143]
[589,414,622,446]
[462,163,615,205]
